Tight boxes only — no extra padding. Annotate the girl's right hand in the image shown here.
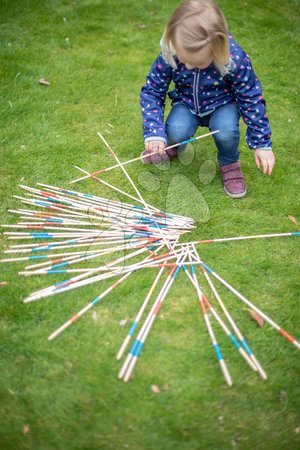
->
[142,140,170,164]
[145,140,166,153]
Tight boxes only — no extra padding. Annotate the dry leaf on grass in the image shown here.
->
[22,424,30,435]
[279,390,288,401]
[119,318,128,326]
[92,311,99,323]
[38,78,50,86]
[247,309,264,327]
[294,427,300,434]
[0,281,8,288]
[288,215,298,225]
[150,384,161,394]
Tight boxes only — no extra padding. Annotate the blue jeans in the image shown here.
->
[165,103,241,166]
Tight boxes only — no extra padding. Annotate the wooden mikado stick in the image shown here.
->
[182,248,258,374]
[198,259,300,351]
[116,262,167,361]
[70,130,219,184]
[187,257,232,386]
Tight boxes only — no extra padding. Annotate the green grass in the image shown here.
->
[0,1,300,449]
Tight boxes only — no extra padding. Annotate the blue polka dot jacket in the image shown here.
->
[140,34,272,150]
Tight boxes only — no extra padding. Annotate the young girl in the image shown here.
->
[140,0,275,198]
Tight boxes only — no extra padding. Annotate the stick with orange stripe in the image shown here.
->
[185,255,232,386]
[195,253,267,379]
[198,260,300,351]
[119,252,187,382]
[70,130,219,184]
[116,262,168,361]
[47,246,166,340]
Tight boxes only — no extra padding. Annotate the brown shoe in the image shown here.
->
[220,161,246,198]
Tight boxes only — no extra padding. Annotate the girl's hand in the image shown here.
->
[254,149,275,175]
[142,140,169,164]
[145,140,166,153]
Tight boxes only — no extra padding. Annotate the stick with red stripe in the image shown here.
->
[199,260,300,351]
[97,131,175,254]
[186,257,232,386]
[119,252,187,382]
[24,246,153,303]
[196,259,267,378]
[176,232,300,247]
[116,262,168,361]
[70,130,219,184]
[182,251,258,374]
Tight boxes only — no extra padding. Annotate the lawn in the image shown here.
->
[0,1,299,449]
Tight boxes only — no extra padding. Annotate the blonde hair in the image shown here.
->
[161,0,230,76]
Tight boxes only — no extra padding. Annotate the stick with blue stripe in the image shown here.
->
[21,260,197,276]
[72,165,163,215]
[197,259,267,378]
[19,192,157,231]
[24,246,152,303]
[14,192,134,231]
[21,240,152,275]
[47,245,165,340]
[182,251,258,373]
[176,231,300,247]
[121,263,182,382]
[116,262,167,361]
[188,262,232,386]
[8,208,92,222]
[20,238,153,270]
[24,245,168,303]
[27,241,161,272]
[13,195,89,218]
[17,183,189,244]
[3,235,139,254]
[37,184,156,222]
[36,182,194,227]
[97,131,178,255]
[3,223,110,233]
[5,231,101,240]
[70,130,219,184]
[202,294,258,372]
[119,252,187,382]
[48,272,132,340]
[199,260,300,352]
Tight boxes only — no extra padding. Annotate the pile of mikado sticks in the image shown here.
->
[1,130,299,385]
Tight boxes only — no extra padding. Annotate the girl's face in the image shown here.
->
[175,43,213,70]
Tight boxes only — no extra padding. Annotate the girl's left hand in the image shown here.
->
[254,149,275,175]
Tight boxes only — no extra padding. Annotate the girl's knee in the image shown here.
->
[214,129,240,145]
[166,104,198,144]
[166,123,192,144]
[210,104,241,134]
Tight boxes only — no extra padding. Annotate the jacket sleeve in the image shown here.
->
[140,53,173,142]
[227,52,272,150]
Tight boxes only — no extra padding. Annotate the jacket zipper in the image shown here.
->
[193,69,200,114]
